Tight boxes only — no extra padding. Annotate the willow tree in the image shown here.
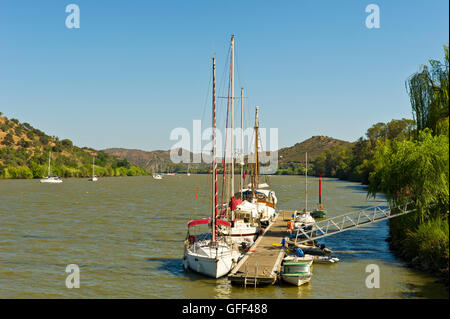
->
[368,130,449,223]
[406,45,449,136]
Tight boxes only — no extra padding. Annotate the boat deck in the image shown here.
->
[228,210,294,286]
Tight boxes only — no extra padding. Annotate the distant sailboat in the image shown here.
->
[311,173,327,219]
[153,164,162,180]
[88,156,98,182]
[293,152,315,229]
[40,152,63,183]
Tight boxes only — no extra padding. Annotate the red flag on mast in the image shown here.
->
[242,171,245,179]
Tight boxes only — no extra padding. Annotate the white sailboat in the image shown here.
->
[153,164,162,180]
[237,106,277,228]
[294,152,315,230]
[216,36,264,246]
[40,152,62,183]
[182,57,240,278]
[88,156,98,181]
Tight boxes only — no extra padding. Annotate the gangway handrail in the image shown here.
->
[292,201,419,244]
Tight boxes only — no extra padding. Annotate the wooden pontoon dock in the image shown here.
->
[228,210,294,286]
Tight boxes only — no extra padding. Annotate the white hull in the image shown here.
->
[282,274,312,286]
[183,242,240,278]
[281,258,313,286]
[40,177,62,183]
[293,211,315,231]
[257,203,276,225]
[225,224,259,245]
[88,177,98,182]
[153,174,162,180]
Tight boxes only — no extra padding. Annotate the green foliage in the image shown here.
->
[1,132,14,146]
[114,158,131,169]
[368,130,449,222]
[18,138,31,148]
[61,139,73,148]
[406,45,449,136]
[39,135,49,145]
[6,166,33,179]
[402,217,449,269]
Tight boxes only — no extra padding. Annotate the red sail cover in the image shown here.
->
[230,196,242,210]
[188,218,231,228]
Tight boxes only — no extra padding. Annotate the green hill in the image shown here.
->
[278,136,353,163]
[0,113,149,179]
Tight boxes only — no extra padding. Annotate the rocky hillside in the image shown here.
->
[103,136,353,175]
[102,148,210,173]
[278,136,353,163]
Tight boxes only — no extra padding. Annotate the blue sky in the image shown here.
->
[0,0,448,151]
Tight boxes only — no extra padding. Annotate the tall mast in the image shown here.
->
[230,35,235,198]
[48,152,51,176]
[240,87,244,196]
[252,106,260,198]
[305,152,308,212]
[319,173,322,206]
[211,57,218,242]
[255,106,259,190]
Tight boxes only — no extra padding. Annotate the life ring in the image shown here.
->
[188,235,196,244]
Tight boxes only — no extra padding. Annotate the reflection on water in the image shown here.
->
[0,175,447,298]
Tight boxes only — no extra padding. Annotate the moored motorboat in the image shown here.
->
[281,256,313,286]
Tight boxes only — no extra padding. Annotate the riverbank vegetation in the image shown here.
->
[0,115,149,179]
[311,46,449,285]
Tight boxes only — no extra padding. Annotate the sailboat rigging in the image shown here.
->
[182,56,240,278]
[40,152,62,183]
[88,156,98,181]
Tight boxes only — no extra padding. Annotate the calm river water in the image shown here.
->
[0,175,447,298]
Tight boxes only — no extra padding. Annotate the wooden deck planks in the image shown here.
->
[228,210,295,286]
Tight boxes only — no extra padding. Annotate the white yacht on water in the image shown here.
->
[293,152,315,231]
[183,57,240,278]
[88,156,98,182]
[153,164,162,180]
[40,152,62,183]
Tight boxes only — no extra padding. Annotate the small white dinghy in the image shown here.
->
[311,255,339,264]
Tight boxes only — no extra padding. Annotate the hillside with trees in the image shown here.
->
[0,114,149,179]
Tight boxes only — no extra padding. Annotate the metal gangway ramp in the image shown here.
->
[291,201,417,244]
